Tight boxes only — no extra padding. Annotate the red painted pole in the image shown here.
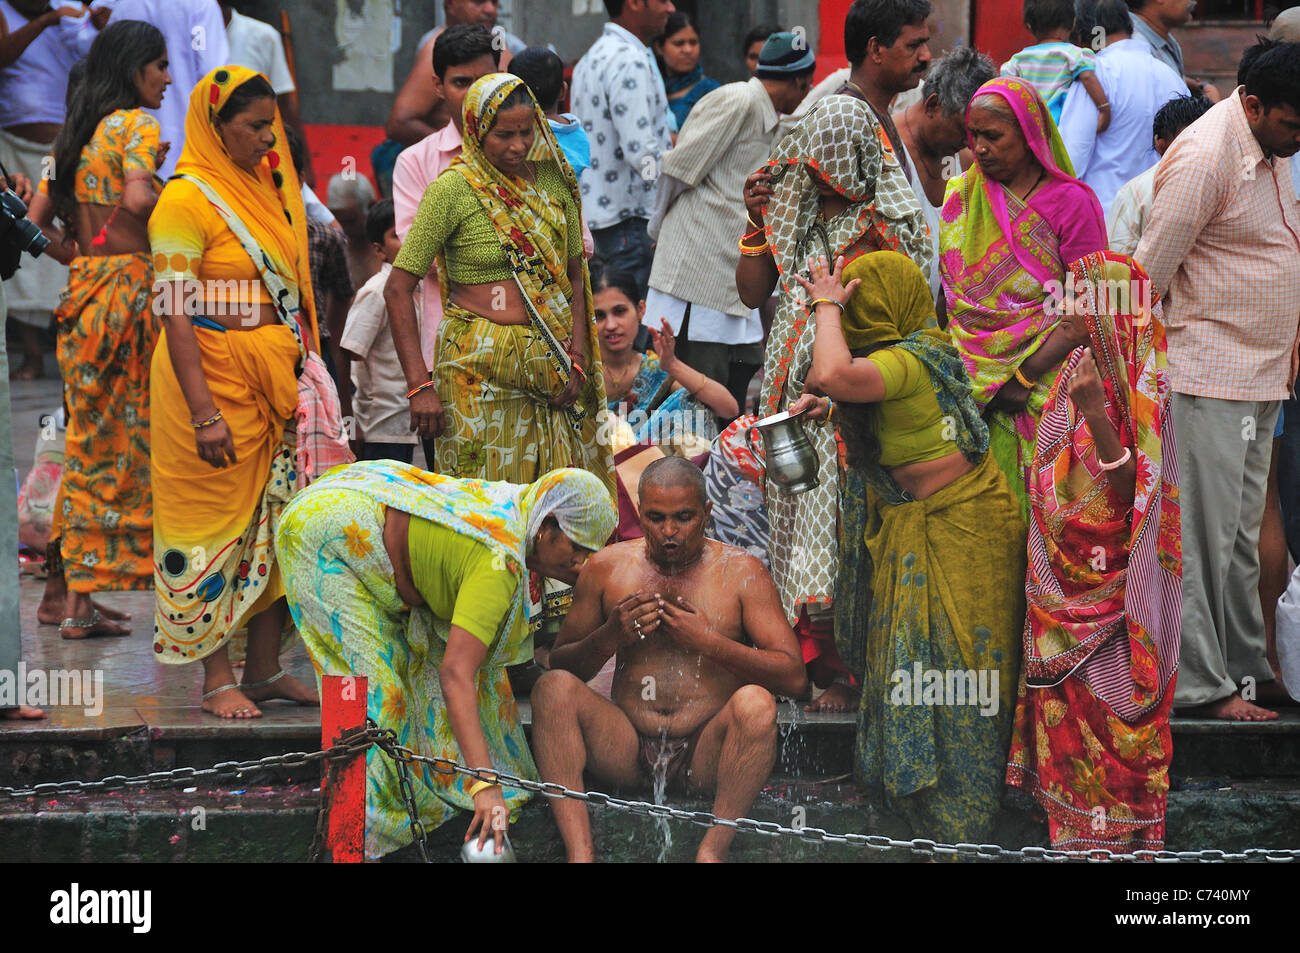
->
[321,674,367,863]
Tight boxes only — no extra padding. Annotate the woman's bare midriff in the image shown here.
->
[73,203,150,258]
[383,507,425,608]
[888,450,975,501]
[196,302,283,330]
[448,279,529,326]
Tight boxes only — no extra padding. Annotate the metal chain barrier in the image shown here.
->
[369,732,1300,864]
[3,724,1297,863]
[0,727,379,801]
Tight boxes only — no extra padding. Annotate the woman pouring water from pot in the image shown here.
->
[789,250,1025,844]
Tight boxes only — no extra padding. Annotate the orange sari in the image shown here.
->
[52,108,162,592]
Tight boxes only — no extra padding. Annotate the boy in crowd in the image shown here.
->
[1001,0,1110,128]
[340,200,421,464]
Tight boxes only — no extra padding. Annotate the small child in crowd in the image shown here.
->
[510,46,589,176]
[509,46,595,257]
[339,199,422,464]
[1002,0,1111,130]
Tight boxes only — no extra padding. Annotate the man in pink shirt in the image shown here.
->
[1135,41,1300,722]
[392,24,500,368]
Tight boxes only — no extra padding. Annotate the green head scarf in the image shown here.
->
[840,251,938,350]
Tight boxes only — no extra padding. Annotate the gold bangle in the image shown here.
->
[467,779,500,798]
[810,297,846,314]
[1013,367,1036,390]
[825,398,834,423]
[739,241,770,257]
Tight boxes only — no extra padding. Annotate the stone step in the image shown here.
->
[0,776,1296,863]
[2,704,1298,791]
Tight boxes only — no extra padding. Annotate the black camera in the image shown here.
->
[0,160,50,281]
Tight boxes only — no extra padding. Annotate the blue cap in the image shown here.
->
[756,31,816,75]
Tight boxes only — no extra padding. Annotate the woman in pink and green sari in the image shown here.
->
[939,77,1107,517]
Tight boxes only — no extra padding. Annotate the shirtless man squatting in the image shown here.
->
[531,457,808,862]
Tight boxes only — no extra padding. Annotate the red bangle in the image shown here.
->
[570,361,586,381]
[742,227,764,242]
[406,380,437,400]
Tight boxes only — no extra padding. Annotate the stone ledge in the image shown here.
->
[2,778,1297,862]
[3,705,1298,787]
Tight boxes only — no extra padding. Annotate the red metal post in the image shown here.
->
[321,673,367,863]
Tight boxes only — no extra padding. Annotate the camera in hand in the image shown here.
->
[0,183,49,281]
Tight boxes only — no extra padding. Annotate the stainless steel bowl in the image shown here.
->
[460,834,517,863]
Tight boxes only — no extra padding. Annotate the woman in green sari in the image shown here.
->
[792,250,1025,843]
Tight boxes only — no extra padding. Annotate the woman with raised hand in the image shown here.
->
[277,462,615,860]
[593,263,730,452]
[149,67,321,717]
[38,21,170,638]
[791,250,1025,844]
[1007,251,1181,851]
[940,76,1107,519]
[735,94,932,712]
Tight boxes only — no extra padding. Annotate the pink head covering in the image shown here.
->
[965,77,1106,285]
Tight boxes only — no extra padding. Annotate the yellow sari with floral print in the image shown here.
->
[428,73,613,500]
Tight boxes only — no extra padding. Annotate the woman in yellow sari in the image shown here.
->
[39,21,170,638]
[383,72,612,491]
[384,72,614,626]
[793,251,1025,843]
[148,66,319,718]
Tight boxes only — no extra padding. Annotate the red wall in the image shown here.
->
[816,0,855,81]
[971,0,1033,66]
[304,123,384,195]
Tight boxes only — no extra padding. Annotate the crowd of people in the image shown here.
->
[0,0,1298,863]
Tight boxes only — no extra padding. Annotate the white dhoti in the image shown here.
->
[0,127,66,328]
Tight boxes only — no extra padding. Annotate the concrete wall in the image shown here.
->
[515,0,822,83]
[236,0,441,125]
[237,0,970,125]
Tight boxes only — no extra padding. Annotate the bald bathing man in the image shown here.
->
[531,457,808,862]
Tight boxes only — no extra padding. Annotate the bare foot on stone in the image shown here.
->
[60,612,131,640]
[240,671,319,707]
[201,683,261,719]
[11,358,43,381]
[0,706,44,720]
[39,595,131,626]
[803,682,859,713]
[1186,695,1279,722]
